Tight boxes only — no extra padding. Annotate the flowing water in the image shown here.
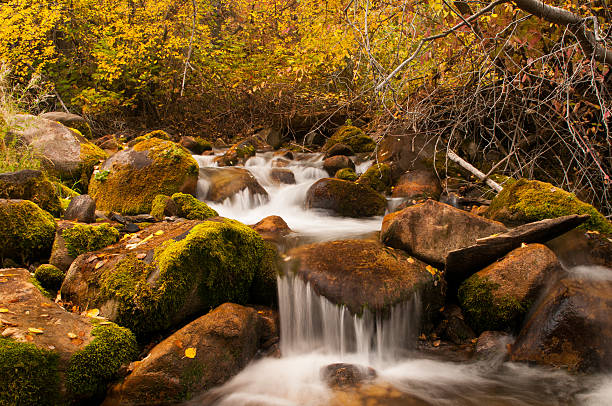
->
[185,150,611,406]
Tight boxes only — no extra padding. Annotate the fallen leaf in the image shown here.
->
[28,327,43,334]
[425,265,438,275]
[67,332,77,339]
[521,242,528,248]
[587,230,600,235]
[136,253,147,260]
[185,347,196,358]
[94,260,107,270]
[99,321,112,325]
[0,308,9,313]
[86,309,100,317]
[407,257,415,264]
[154,230,164,236]
[0,278,7,283]
[25,335,34,341]
[433,340,441,347]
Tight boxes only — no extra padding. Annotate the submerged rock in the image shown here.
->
[305,178,386,218]
[89,138,198,215]
[474,331,513,361]
[511,276,612,372]
[199,167,269,203]
[285,239,444,319]
[103,303,276,405]
[0,169,62,216]
[321,363,377,388]
[215,138,256,166]
[458,244,561,333]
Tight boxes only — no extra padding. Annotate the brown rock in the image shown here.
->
[321,363,377,388]
[511,276,612,372]
[323,155,355,176]
[269,168,296,185]
[49,221,78,272]
[392,170,441,200]
[199,167,268,203]
[475,331,513,360]
[325,143,354,158]
[0,169,62,216]
[305,178,386,218]
[251,216,292,239]
[381,200,507,269]
[64,195,96,223]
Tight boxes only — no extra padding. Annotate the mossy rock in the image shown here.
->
[324,126,376,153]
[356,163,392,194]
[0,169,62,216]
[127,129,172,147]
[335,168,358,181]
[89,138,199,215]
[150,195,174,221]
[0,339,60,406]
[171,192,218,220]
[66,322,138,401]
[62,223,120,257]
[215,139,256,166]
[40,111,93,139]
[35,264,65,292]
[0,199,56,265]
[486,178,612,233]
[305,178,387,218]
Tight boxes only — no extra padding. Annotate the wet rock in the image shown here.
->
[64,195,96,223]
[381,200,507,269]
[256,127,284,150]
[39,111,92,138]
[305,178,386,218]
[89,138,198,215]
[323,155,355,176]
[180,136,213,155]
[215,138,256,166]
[325,143,354,158]
[392,170,441,201]
[335,168,358,181]
[356,163,392,194]
[274,150,294,160]
[446,215,589,288]
[547,229,612,269]
[103,303,275,405]
[200,167,269,203]
[475,331,513,360]
[251,215,292,240]
[486,178,612,233]
[0,199,56,265]
[376,134,436,173]
[434,305,476,345]
[269,168,296,185]
[321,363,377,388]
[271,157,291,168]
[285,239,444,319]
[61,219,274,338]
[459,244,561,334]
[0,268,137,402]
[511,277,612,372]
[0,169,62,216]
[10,114,107,190]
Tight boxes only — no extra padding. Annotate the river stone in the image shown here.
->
[392,169,441,201]
[199,167,269,203]
[325,143,354,158]
[179,136,212,155]
[475,331,513,360]
[256,127,284,150]
[102,303,276,405]
[321,363,377,388]
[546,229,612,269]
[381,200,507,269]
[285,239,444,318]
[305,178,386,218]
[269,168,296,185]
[64,195,96,223]
[323,155,355,176]
[39,111,92,138]
[251,215,292,240]
[458,244,561,334]
[511,276,612,372]
[88,138,198,215]
[0,169,62,216]
[215,138,256,166]
[49,221,78,272]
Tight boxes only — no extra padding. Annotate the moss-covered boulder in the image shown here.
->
[35,264,65,292]
[62,223,120,258]
[150,194,179,221]
[180,136,213,155]
[10,114,107,192]
[61,219,275,338]
[40,111,92,139]
[0,169,62,216]
[88,137,199,215]
[325,143,354,158]
[458,244,561,334]
[324,126,376,153]
[323,155,355,176]
[199,167,268,203]
[215,138,257,166]
[170,192,218,220]
[0,268,137,402]
[335,168,358,181]
[305,178,386,218]
[357,163,392,194]
[126,129,172,147]
[511,276,612,372]
[285,239,444,323]
[103,303,277,405]
[486,178,612,233]
[0,199,56,265]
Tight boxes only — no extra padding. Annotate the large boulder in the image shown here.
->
[103,303,277,405]
[305,178,386,218]
[323,125,375,153]
[322,155,355,176]
[511,276,612,372]
[381,200,507,269]
[10,114,107,190]
[458,244,561,333]
[0,170,62,216]
[391,169,441,201]
[0,268,137,403]
[376,134,436,174]
[0,199,56,265]
[61,219,275,338]
[356,163,392,194]
[486,178,612,233]
[88,138,198,215]
[285,239,444,319]
[39,111,92,139]
[199,167,268,203]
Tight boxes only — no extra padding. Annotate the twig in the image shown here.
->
[181,0,197,97]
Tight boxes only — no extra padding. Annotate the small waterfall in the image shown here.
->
[278,274,420,363]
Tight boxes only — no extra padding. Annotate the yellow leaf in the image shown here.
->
[67,332,77,339]
[154,230,164,236]
[0,308,8,313]
[185,347,196,358]
[28,328,43,334]
[407,257,415,264]
[86,309,100,317]
[425,265,438,275]
[99,321,112,325]
[521,243,528,248]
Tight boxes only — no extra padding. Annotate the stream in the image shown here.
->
[186,150,611,406]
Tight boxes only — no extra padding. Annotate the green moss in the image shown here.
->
[324,126,375,153]
[35,264,64,292]
[335,168,358,181]
[236,144,255,159]
[150,194,171,221]
[79,142,108,190]
[128,130,172,147]
[171,192,218,220]
[67,120,92,139]
[30,275,54,299]
[0,338,60,406]
[192,137,213,154]
[0,199,56,265]
[458,274,527,333]
[356,163,392,193]
[100,219,266,337]
[486,178,612,233]
[62,223,120,257]
[89,138,199,215]
[0,171,62,216]
[66,322,138,400]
